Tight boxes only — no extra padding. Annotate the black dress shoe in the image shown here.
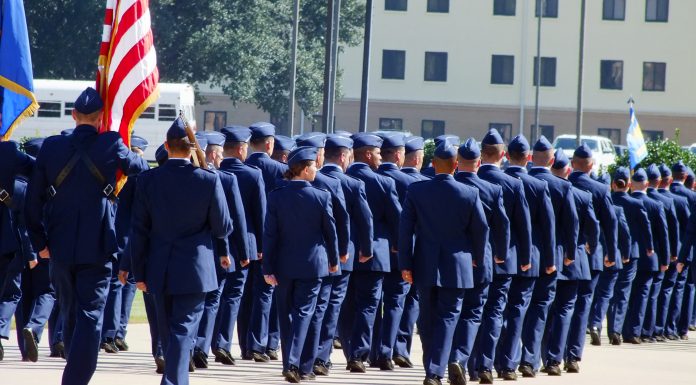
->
[666,334,679,341]
[300,372,316,380]
[23,328,39,362]
[266,349,279,360]
[377,357,395,371]
[251,350,270,362]
[192,350,208,369]
[213,348,236,365]
[393,354,414,368]
[114,338,129,351]
[155,356,165,374]
[546,361,562,376]
[333,337,342,349]
[689,325,696,332]
[284,367,301,383]
[518,363,535,378]
[313,360,330,376]
[609,333,622,345]
[101,338,119,353]
[189,358,195,372]
[448,362,466,385]
[346,359,366,373]
[242,351,253,360]
[423,375,443,385]
[680,334,689,340]
[0,339,4,361]
[478,369,494,384]
[589,327,601,346]
[655,335,666,342]
[501,369,517,380]
[565,359,579,373]
[50,342,65,358]
[624,336,641,344]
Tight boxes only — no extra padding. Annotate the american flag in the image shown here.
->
[96,0,159,147]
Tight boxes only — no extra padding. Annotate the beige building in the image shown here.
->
[196,0,696,145]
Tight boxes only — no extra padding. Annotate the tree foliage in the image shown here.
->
[25,0,365,132]
[609,129,696,174]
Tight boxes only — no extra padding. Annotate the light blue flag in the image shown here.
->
[0,0,38,140]
[626,106,648,169]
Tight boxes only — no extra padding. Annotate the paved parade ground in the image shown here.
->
[1,324,694,385]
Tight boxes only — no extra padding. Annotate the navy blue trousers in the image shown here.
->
[246,261,276,354]
[376,271,410,360]
[194,278,224,356]
[393,283,419,360]
[155,292,206,385]
[607,259,637,336]
[449,282,489,373]
[565,270,600,361]
[655,264,678,336]
[495,276,536,371]
[316,271,350,364]
[212,269,248,353]
[300,276,333,373]
[418,285,466,378]
[51,260,112,385]
[15,258,55,358]
[0,252,23,340]
[520,272,557,370]
[102,265,124,340]
[665,267,689,336]
[276,277,322,372]
[642,270,665,337]
[678,263,695,335]
[623,270,656,339]
[470,274,512,372]
[348,271,385,361]
[589,269,618,333]
[543,279,578,366]
[143,291,162,358]
[117,278,136,339]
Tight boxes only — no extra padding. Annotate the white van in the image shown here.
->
[12,79,196,161]
[552,134,616,172]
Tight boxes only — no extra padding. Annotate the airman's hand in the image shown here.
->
[264,274,278,286]
[401,270,413,284]
[136,281,147,292]
[39,247,50,259]
[118,270,129,285]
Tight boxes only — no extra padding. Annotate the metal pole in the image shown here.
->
[288,0,300,136]
[534,0,543,141]
[575,0,586,146]
[358,0,374,133]
[321,0,336,133]
[327,0,342,134]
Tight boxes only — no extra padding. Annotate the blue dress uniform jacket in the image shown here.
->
[568,171,618,265]
[670,182,696,210]
[312,172,350,258]
[263,181,339,279]
[215,170,251,267]
[631,192,670,270]
[0,140,34,194]
[477,164,532,273]
[568,188,598,281]
[401,167,431,181]
[612,192,654,260]
[648,188,679,259]
[130,159,233,295]
[25,126,148,264]
[346,162,401,272]
[505,166,555,276]
[454,172,510,284]
[378,162,414,203]
[245,152,288,195]
[615,206,632,263]
[529,168,579,267]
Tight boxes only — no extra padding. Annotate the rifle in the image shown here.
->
[180,110,206,168]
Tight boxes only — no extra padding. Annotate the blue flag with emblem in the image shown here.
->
[0,0,38,140]
[626,105,648,169]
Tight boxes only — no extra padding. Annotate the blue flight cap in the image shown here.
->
[646,164,661,180]
[334,130,353,138]
[24,138,44,157]
[205,132,226,147]
[249,122,276,140]
[166,117,187,141]
[74,87,103,114]
[672,160,688,174]
[458,138,481,160]
[325,135,354,150]
[551,149,569,169]
[295,132,327,148]
[533,135,553,152]
[404,136,424,153]
[632,168,647,182]
[61,128,74,136]
[508,135,530,153]
[613,166,630,182]
[481,129,504,145]
[435,134,460,147]
[687,167,695,185]
[351,132,383,148]
[130,135,148,151]
[195,132,208,151]
[573,143,593,159]
[434,141,457,160]
[274,135,296,152]
[287,146,318,168]
[155,144,168,166]
[221,126,251,143]
[659,164,672,178]
[379,132,406,149]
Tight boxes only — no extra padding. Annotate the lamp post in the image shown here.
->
[358,0,374,133]
[287,0,300,136]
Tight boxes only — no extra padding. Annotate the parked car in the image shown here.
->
[614,145,627,157]
[552,135,616,172]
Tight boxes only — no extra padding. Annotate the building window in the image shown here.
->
[530,124,554,142]
[535,0,558,18]
[491,55,515,85]
[36,102,61,118]
[603,0,625,20]
[158,104,178,121]
[533,57,557,87]
[427,0,449,13]
[646,0,669,22]
[382,50,406,80]
[385,0,407,11]
[424,52,448,82]
[204,111,227,131]
[643,62,666,91]
[379,118,403,131]
[64,102,74,116]
[493,0,516,16]
[422,120,445,139]
[597,128,621,144]
[600,60,623,90]
[140,106,155,119]
[489,123,513,142]
[643,130,663,141]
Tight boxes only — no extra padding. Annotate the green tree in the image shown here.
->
[25,1,365,133]
[609,129,696,174]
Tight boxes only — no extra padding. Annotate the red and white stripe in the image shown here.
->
[96,0,159,147]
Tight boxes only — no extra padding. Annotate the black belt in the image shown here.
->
[0,188,11,208]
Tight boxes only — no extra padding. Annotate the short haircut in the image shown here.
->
[167,137,193,154]
[481,143,504,159]
[283,159,313,180]
[325,146,349,160]
[250,136,272,147]
[507,150,528,163]
[223,141,245,153]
